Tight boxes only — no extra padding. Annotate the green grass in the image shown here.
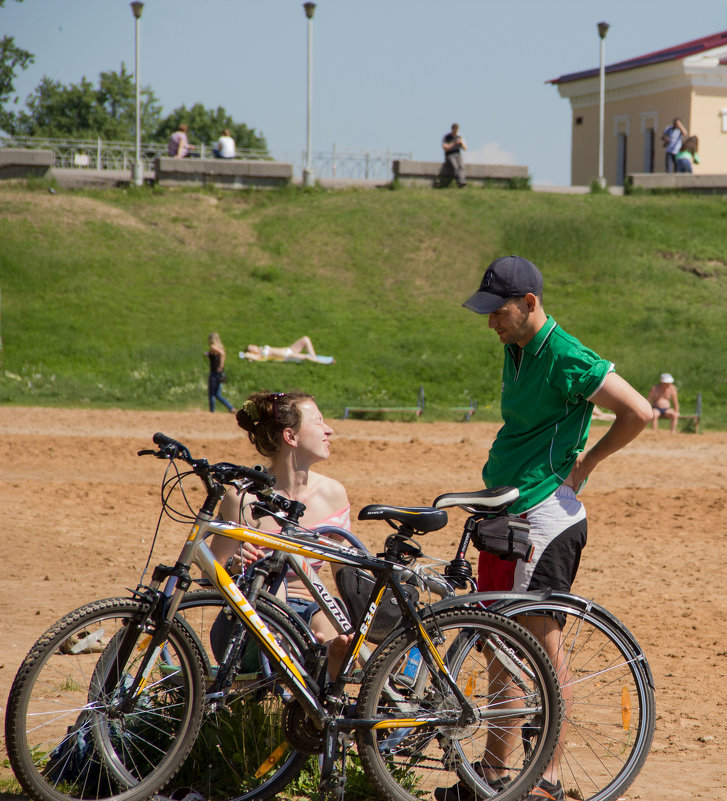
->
[0,182,724,426]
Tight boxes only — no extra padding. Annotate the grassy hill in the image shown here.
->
[1,182,725,427]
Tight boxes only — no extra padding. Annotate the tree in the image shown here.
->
[155,103,268,153]
[0,36,33,132]
[8,63,162,140]
[1,0,34,133]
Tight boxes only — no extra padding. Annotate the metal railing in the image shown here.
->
[0,135,411,181]
[308,145,412,181]
[0,135,270,172]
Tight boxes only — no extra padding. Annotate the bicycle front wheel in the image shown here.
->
[5,597,205,801]
[356,607,563,801]
[170,589,315,801]
[493,594,656,801]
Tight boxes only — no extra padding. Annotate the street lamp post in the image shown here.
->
[597,21,609,188]
[302,2,316,187]
[131,2,144,187]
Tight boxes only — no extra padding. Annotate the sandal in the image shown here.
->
[523,778,564,801]
[434,763,511,801]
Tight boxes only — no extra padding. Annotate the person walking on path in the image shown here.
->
[436,255,651,801]
[205,332,234,413]
[442,123,467,187]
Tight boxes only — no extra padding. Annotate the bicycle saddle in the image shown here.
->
[433,486,519,512]
[357,504,448,533]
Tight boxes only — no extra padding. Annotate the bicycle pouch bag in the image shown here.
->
[334,567,419,644]
[472,514,533,562]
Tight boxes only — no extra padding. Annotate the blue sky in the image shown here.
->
[3,0,727,185]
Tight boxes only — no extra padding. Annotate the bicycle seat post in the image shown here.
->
[445,515,476,588]
[246,550,286,604]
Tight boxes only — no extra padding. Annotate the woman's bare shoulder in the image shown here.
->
[311,471,349,505]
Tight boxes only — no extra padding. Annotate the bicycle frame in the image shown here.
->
[239,525,360,640]
[146,505,477,734]
[236,524,453,661]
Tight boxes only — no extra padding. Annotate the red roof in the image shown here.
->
[550,29,727,84]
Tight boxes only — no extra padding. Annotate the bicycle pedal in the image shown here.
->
[319,773,346,801]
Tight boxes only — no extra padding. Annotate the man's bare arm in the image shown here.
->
[567,372,651,489]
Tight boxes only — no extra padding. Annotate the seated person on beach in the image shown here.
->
[647,373,679,433]
[592,406,616,421]
[241,335,334,364]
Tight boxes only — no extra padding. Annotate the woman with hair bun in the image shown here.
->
[210,389,352,675]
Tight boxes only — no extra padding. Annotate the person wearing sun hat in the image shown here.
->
[648,372,680,433]
[435,255,652,801]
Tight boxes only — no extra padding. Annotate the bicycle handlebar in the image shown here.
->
[145,432,276,488]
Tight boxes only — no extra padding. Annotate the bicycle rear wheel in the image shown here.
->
[5,597,204,801]
[356,607,563,801]
[492,594,655,801]
[170,589,315,801]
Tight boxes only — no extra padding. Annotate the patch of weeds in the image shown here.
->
[26,175,59,192]
[508,175,532,190]
[251,266,282,283]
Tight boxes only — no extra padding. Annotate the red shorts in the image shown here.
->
[477,487,587,595]
[477,550,516,592]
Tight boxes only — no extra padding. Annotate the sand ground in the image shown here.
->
[1,407,725,800]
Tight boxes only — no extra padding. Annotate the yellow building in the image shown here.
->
[550,30,727,186]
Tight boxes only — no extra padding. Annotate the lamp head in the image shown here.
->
[597,21,610,39]
[130,2,144,19]
[303,2,316,19]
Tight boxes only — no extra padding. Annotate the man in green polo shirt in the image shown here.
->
[436,255,651,801]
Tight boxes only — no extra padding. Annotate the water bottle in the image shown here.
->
[401,646,422,682]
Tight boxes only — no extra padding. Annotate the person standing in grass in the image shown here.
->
[205,332,234,413]
[436,255,652,801]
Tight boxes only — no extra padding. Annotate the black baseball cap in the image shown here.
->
[463,255,543,314]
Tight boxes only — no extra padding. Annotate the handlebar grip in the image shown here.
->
[152,432,191,461]
[215,462,276,487]
[243,464,276,487]
[153,432,180,449]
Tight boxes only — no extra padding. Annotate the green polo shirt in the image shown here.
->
[483,316,613,514]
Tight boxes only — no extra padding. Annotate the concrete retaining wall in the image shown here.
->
[0,148,54,180]
[393,159,529,188]
[628,172,727,193]
[155,157,293,189]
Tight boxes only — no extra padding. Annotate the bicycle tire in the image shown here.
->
[170,589,315,801]
[356,607,563,801]
[5,596,205,801]
[490,594,655,801]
